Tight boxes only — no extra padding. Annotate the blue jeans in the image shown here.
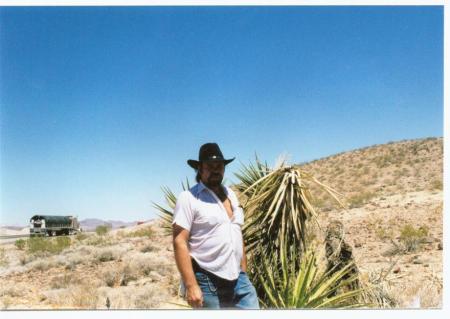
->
[194,270,260,309]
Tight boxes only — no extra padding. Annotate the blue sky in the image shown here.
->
[0,6,443,226]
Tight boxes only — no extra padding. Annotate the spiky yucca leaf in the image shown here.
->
[152,179,191,234]
[236,160,345,270]
[257,249,365,309]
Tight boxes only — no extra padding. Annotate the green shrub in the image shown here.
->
[85,235,112,246]
[15,239,27,250]
[27,237,49,254]
[399,224,428,252]
[27,236,71,255]
[375,227,393,241]
[95,225,110,236]
[54,236,71,253]
[125,226,155,238]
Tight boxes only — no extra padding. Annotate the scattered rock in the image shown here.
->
[437,241,443,250]
[354,241,362,248]
[413,259,423,265]
[393,267,401,274]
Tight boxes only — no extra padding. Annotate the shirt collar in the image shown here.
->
[197,181,228,194]
[197,181,207,194]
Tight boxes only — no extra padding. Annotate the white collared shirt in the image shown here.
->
[172,182,244,280]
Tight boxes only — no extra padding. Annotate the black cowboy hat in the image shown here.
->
[187,143,235,169]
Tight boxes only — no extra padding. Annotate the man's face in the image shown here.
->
[199,161,225,187]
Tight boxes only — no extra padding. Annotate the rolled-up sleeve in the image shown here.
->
[172,191,194,232]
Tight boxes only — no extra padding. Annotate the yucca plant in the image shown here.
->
[235,157,345,269]
[257,248,365,308]
[153,178,191,235]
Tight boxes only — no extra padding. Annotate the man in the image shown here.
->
[172,143,259,309]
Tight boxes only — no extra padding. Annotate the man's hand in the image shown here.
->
[186,284,203,308]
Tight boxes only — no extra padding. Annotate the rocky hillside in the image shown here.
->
[299,137,443,210]
[299,137,443,308]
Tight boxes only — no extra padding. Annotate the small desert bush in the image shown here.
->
[375,227,394,241]
[15,239,26,250]
[126,254,171,277]
[348,191,376,208]
[374,154,393,168]
[399,224,428,252]
[124,226,155,238]
[96,225,111,236]
[140,243,158,253]
[75,232,88,241]
[27,236,71,255]
[51,274,78,289]
[0,284,24,298]
[85,235,113,246]
[64,252,87,270]
[0,248,8,267]
[94,248,118,263]
[102,269,122,288]
[134,286,165,309]
[70,284,99,309]
[430,179,443,191]
[102,265,137,287]
[31,260,52,271]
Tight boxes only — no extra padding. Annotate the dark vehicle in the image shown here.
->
[29,215,81,237]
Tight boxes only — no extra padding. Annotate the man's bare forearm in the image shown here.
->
[173,238,198,288]
[241,243,247,272]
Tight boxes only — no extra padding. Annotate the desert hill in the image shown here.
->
[298,137,443,308]
[299,137,442,209]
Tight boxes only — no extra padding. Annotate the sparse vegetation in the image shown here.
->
[95,225,111,236]
[398,224,429,252]
[0,248,8,267]
[75,232,88,241]
[70,284,99,309]
[51,274,78,289]
[124,226,155,238]
[95,249,116,262]
[375,227,394,241]
[15,239,26,250]
[27,236,72,255]
[348,191,376,208]
[140,243,158,253]
[134,287,165,309]
[430,179,443,190]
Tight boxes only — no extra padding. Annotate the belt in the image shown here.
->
[191,258,237,286]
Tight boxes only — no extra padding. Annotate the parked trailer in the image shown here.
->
[29,215,81,237]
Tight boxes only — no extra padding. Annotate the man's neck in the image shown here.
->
[201,181,223,197]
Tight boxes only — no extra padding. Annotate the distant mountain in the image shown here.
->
[79,218,144,231]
